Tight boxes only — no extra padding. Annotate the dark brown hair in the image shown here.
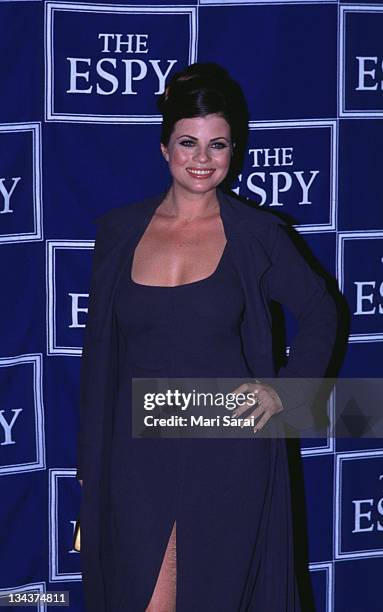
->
[157,63,249,187]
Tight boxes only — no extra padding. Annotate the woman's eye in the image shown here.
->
[180,140,195,147]
[179,140,227,149]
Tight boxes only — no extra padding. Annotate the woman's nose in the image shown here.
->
[193,146,211,162]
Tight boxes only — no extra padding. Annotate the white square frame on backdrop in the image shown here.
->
[0,123,43,244]
[49,468,81,582]
[335,449,383,560]
[0,354,45,475]
[46,240,94,356]
[44,2,198,123]
[308,562,334,612]
[243,120,337,232]
[336,231,383,343]
[339,5,383,119]
[0,583,47,612]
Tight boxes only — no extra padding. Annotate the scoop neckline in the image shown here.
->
[130,241,228,289]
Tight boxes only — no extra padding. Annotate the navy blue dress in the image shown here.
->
[105,241,301,611]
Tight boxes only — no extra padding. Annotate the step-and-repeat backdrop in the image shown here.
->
[1,1,382,610]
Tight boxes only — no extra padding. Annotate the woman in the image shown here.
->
[76,63,337,611]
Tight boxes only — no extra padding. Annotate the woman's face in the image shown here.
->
[160,114,232,195]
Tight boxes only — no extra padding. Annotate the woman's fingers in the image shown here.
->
[230,382,255,397]
[231,382,284,432]
[237,398,263,422]
[230,382,261,418]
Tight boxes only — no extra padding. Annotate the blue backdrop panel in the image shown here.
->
[231,122,336,228]
[0,1,382,610]
[338,120,382,230]
[198,4,338,120]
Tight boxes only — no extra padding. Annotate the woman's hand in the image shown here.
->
[78,479,83,487]
[230,380,284,433]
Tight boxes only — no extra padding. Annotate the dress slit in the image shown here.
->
[145,521,177,612]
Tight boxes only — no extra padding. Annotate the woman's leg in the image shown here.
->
[146,521,177,612]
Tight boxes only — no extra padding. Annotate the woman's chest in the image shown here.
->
[131,215,227,287]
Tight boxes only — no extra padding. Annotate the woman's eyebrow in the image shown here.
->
[177,134,230,141]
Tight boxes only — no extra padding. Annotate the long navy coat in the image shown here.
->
[76,186,337,610]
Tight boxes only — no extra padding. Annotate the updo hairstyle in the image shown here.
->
[157,62,249,187]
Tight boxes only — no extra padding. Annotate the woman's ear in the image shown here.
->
[160,143,169,162]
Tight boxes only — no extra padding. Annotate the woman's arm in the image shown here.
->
[262,222,338,429]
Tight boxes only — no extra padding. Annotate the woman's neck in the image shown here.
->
[159,184,220,222]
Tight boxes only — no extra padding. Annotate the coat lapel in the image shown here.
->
[93,190,168,340]
[92,187,280,377]
[217,189,282,374]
